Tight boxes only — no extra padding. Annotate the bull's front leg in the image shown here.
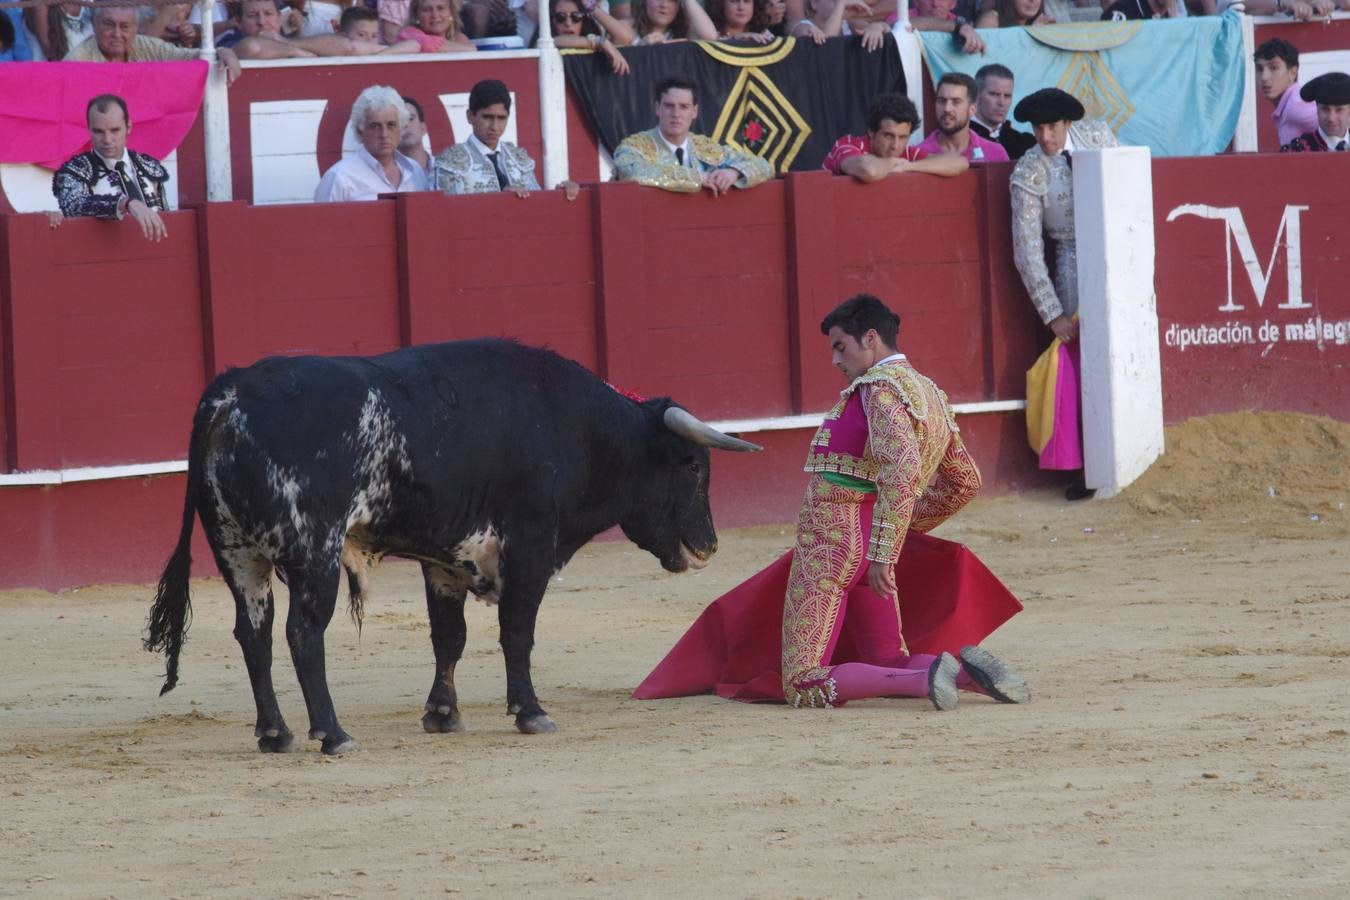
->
[497,566,555,734]
[421,563,468,734]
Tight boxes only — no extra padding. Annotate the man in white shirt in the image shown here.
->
[315,85,429,202]
[52,94,171,242]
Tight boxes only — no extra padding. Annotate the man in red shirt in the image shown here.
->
[915,72,1010,163]
[821,93,969,182]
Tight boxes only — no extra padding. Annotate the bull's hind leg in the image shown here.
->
[498,564,557,735]
[420,563,468,734]
[218,549,294,753]
[280,560,357,755]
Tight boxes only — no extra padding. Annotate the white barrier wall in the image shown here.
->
[1073,145,1165,498]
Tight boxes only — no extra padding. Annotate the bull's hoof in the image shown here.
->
[256,728,296,754]
[422,709,465,734]
[515,714,558,735]
[321,736,361,756]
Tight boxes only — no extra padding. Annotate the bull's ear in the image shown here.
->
[663,407,762,452]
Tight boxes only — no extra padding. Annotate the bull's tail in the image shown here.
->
[144,377,236,695]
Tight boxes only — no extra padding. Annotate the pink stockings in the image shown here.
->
[829,658,983,703]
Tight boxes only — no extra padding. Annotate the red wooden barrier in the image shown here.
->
[4,152,1347,590]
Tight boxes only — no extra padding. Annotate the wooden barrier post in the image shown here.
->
[0,214,62,471]
[1074,146,1164,497]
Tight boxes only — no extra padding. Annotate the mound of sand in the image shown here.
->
[1112,411,1350,532]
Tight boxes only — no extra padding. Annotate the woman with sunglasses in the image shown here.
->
[535,0,635,73]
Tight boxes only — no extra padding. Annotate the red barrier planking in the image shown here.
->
[2,153,1348,589]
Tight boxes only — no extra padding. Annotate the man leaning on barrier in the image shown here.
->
[52,94,172,243]
[613,76,773,196]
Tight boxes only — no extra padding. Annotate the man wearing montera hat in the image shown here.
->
[1008,88,1116,501]
[1281,72,1350,152]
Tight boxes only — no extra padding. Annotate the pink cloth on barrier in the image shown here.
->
[1039,339,1083,470]
[0,62,208,170]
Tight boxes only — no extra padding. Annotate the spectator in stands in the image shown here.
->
[1008,88,1117,500]
[1100,0,1186,19]
[821,92,969,181]
[463,0,518,38]
[791,0,888,48]
[971,63,1036,160]
[977,0,1050,26]
[67,6,242,83]
[400,96,434,176]
[1282,72,1350,152]
[532,0,634,75]
[341,6,423,50]
[764,0,788,34]
[25,3,93,62]
[916,73,1009,162]
[233,1,418,57]
[614,76,773,193]
[187,1,238,46]
[140,2,199,49]
[52,94,170,242]
[399,0,477,51]
[379,0,411,43]
[1240,0,1336,20]
[709,0,774,41]
[631,0,718,44]
[435,79,583,197]
[0,9,26,61]
[315,85,429,201]
[1255,40,1319,147]
[515,0,639,46]
[785,0,982,53]
[282,0,348,37]
[909,0,987,54]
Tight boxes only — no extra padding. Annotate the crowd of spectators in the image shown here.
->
[10,0,1348,238]
[5,0,1350,64]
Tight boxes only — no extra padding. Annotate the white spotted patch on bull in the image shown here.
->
[452,527,505,605]
[337,390,413,556]
[219,547,275,631]
[260,457,310,549]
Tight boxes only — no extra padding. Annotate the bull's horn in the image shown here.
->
[664,407,763,452]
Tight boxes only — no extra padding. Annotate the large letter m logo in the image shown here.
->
[1166,204,1310,312]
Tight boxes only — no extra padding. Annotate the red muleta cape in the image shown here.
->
[632,531,1023,702]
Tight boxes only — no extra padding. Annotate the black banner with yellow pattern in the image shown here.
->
[562,36,905,174]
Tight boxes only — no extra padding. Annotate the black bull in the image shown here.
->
[145,339,760,754]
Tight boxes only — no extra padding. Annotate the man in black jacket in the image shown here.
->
[969,64,1035,161]
[52,94,170,242]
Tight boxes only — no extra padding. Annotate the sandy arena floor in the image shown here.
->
[2,412,1348,899]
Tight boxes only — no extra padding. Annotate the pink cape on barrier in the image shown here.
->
[0,62,209,169]
[631,531,1024,702]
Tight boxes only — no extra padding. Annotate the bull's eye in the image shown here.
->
[688,461,702,475]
